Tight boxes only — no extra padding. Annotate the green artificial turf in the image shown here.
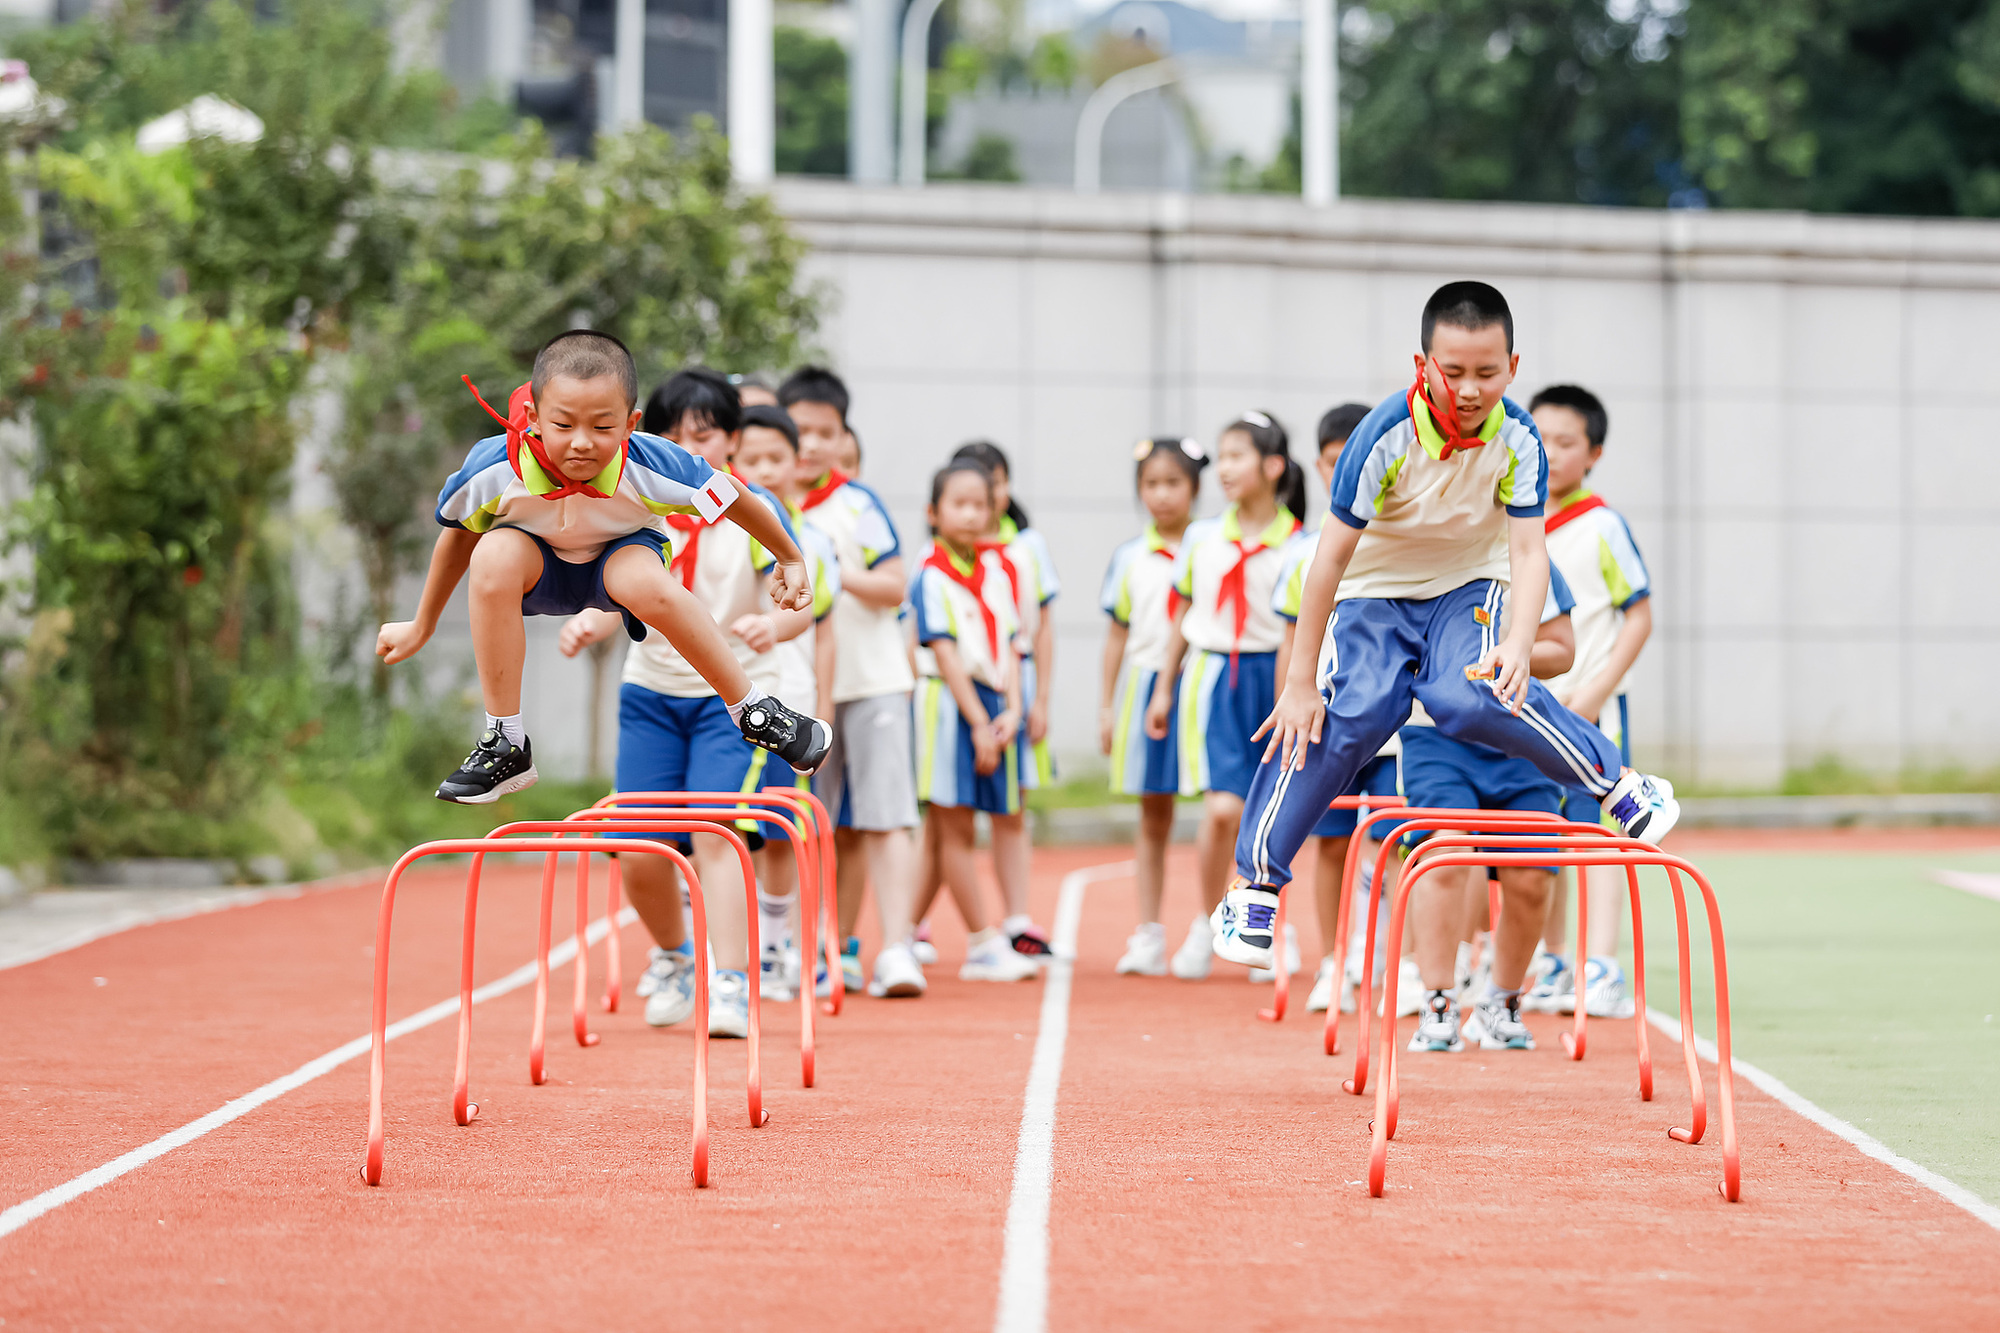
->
[1613,852,2000,1208]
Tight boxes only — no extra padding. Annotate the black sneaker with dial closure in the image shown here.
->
[737,695,833,774]
[436,729,539,804]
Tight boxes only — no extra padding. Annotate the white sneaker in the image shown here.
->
[1116,922,1168,976]
[1462,991,1535,1050]
[1407,991,1464,1053]
[1601,770,1679,843]
[759,941,797,1003]
[1582,956,1635,1018]
[635,945,687,1000]
[911,928,939,967]
[1454,940,1474,993]
[869,940,928,997]
[1378,956,1426,1017]
[707,969,751,1039]
[960,929,1040,982]
[1304,955,1339,1013]
[1169,915,1214,981]
[1209,885,1281,969]
[1524,951,1573,1013]
[1248,923,1302,983]
[643,949,698,1027]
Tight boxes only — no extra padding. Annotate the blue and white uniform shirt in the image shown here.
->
[1542,492,1651,704]
[799,475,914,703]
[1171,504,1300,656]
[911,546,1022,693]
[1099,523,1182,675]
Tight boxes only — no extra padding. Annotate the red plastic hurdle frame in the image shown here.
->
[1259,793,1407,1023]
[1367,842,1740,1202]
[590,790,842,1016]
[362,836,732,1188]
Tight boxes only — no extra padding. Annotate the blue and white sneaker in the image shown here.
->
[1579,955,1635,1019]
[1600,770,1679,843]
[1462,992,1535,1050]
[1209,881,1282,969]
[840,936,865,994]
[708,968,751,1039]
[643,947,698,1027]
[1407,990,1464,1053]
[759,940,797,1003]
[1522,949,1571,1014]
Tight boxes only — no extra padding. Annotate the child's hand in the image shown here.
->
[770,560,813,612]
[730,613,777,654]
[1099,706,1115,756]
[972,727,1001,775]
[376,620,429,665]
[1562,680,1609,727]
[1475,638,1533,713]
[991,709,1020,748]
[557,608,623,658]
[1252,679,1325,771]
[1143,682,1172,741]
[1027,696,1049,744]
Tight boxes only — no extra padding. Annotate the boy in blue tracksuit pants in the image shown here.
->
[1212,281,1679,972]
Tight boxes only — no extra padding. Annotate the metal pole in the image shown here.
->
[1301,0,1336,203]
[615,0,645,129]
[1073,59,1178,193]
[729,0,774,181]
[897,0,947,185]
[849,0,896,181]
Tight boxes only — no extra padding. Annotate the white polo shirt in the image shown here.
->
[1542,490,1651,706]
[1099,522,1183,675]
[798,474,914,703]
[911,544,1021,693]
[1171,504,1300,656]
[773,516,841,712]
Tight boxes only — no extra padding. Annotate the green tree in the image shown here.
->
[776,25,848,176]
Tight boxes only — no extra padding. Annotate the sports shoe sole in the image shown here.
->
[1408,1032,1464,1053]
[868,976,927,998]
[786,719,834,775]
[1463,1012,1534,1050]
[959,960,1038,982]
[437,765,539,805]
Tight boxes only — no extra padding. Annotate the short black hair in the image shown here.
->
[928,460,993,533]
[778,364,850,425]
[951,440,1032,531]
[1529,384,1608,449]
[642,367,740,439]
[532,329,637,409]
[1421,281,1513,354]
[740,403,799,452]
[1315,403,1372,450]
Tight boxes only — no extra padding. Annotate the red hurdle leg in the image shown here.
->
[602,856,623,1013]
[1627,864,1653,1101]
[572,850,602,1048]
[1258,890,1290,1022]
[1665,867,1707,1147]
[452,853,486,1126]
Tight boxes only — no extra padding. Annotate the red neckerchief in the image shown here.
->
[1156,541,1186,622]
[1215,512,1300,685]
[463,376,625,500]
[664,465,739,589]
[800,469,850,510]
[976,540,1024,613]
[1406,357,1490,460]
[927,543,1000,659]
[1544,491,1607,536]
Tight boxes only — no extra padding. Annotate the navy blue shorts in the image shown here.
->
[1397,724,1564,864]
[1311,753,1403,839]
[516,527,666,642]
[614,683,765,850]
[1179,650,1276,799]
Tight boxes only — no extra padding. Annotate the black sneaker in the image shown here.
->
[436,729,538,804]
[737,695,833,775]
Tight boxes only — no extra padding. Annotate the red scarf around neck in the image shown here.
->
[1156,539,1186,622]
[926,543,1001,659]
[800,469,851,510]
[463,376,624,501]
[663,464,738,589]
[1406,357,1491,460]
[1544,491,1607,536]
[1214,513,1299,684]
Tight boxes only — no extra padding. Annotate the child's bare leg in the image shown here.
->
[693,831,749,971]
[911,817,944,924]
[1134,793,1175,924]
[466,528,544,716]
[1586,864,1622,957]
[990,810,1030,921]
[1313,834,1350,956]
[1491,866,1554,991]
[835,827,867,938]
[619,854,689,951]
[602,546,753,703]
[1197,791,1244,914]
[1415,848,1472,989]
[1542,868,1571,954]
[930,806,988,933]
[864,827,917,944]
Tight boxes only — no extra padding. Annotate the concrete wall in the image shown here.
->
[772,181,2000,789]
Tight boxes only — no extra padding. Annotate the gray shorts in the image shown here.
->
[815,692,919,831]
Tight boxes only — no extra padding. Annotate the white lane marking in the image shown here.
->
[1931,870,2000,905]
[0,907,638,1241]
[1645,1008,2000,1232]
[994,861,1133,1333]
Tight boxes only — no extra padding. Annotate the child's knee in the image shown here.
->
[468,528,539,597]
[601,544,674,605]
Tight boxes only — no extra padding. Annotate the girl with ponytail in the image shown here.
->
[1141,411,1304,981]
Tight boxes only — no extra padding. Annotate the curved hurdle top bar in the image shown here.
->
[486,819,769,1130]
[1367,847,1738,1203]
[595,792,845,1019]
[1260,792,1408,1024]
[364,837,722,1189]
[568,805,825,1088]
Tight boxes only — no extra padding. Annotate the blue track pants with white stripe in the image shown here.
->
[1234,579,1622,890]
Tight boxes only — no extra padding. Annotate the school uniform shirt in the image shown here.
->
[911,544,1022,693]
[797,473,914,703]
[773,515,841,712]
[1099,522,1183,674]
[1327,391,1547,601]
[997,515,1060,643]
[1541,491,1651,704]
[1172,504,1301,656]
[621,481,796,698]
[436,430,734,561]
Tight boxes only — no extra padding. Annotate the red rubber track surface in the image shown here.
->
[4,844,1999,1330]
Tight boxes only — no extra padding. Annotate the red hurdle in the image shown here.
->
[1259,793,1406,1023]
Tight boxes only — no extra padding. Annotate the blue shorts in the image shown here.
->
[915,677,1020,816]
[614,683,763,849]
[1110,667,1179,797]
[1397,725,1564,862]
[516,527,666,641]
[1179,650,1276,799]
[1311,753,1403,839]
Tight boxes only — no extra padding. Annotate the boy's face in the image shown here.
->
[790,400,846,477]
[1316,437,1345,491]
[524,374,642,480]
[734,428,797,494]
[668,411,738,469]
[1418,323,1519,435]
[931,473,992,550]
[1534,404,1599,499]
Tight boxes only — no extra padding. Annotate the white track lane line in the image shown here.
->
[994,860,1133,1333]
[1931,869,2000,905]
[1645,1008,2000,1231]
[0,906,637,1241]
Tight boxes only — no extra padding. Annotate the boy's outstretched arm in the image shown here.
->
[377,528,481,664]
[1255,519,1361,769]
[721,479,812,612]
[1478,516,1549,713]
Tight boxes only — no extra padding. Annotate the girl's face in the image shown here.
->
[734,428,796,494]
[1137,453,1196,528]
[930,472,993,550]
[1214,429,1279,504]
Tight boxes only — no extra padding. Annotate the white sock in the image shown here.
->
[1002,913,1034,937]
[485,713,526,747]
[723,684,768,727]
[757,890,793,948]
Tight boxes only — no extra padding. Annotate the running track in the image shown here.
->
[5,845,1999,1329]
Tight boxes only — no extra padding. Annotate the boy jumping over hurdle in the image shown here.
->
[1213,282,1679,970]
[377,331,831,801]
